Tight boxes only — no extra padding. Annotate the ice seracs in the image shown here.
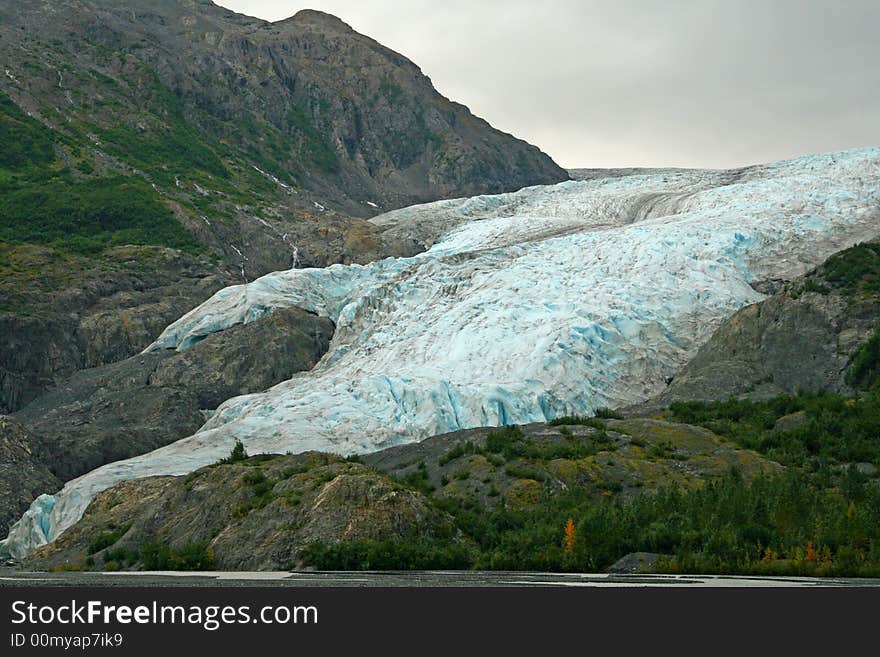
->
[3,147,880,558]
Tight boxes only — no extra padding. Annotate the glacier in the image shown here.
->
[3,147,880,558]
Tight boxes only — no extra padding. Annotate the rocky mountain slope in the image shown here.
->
[27,451,457,572]
[0,245,231,413]
[0,0,565,412]
[0,0,565,241]
[24,417,779,571]
[363,417,779,506]
[0,305,332,534]
[0,417,60,537]
[15,306,333,482]
[646,241,880,408]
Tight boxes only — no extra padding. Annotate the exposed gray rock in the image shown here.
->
[14,306,333,482]
[640,242,880,410]
[606,552,672,574]
[0,246,231,414]
[774,411,808,432]
[148,307,335,409]
[0,417,61,536]
[654,290,866,405]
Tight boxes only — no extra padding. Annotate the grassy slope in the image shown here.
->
[0,88,203,254]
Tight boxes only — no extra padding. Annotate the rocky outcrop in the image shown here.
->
[26,452,455,571]
[147,307,334,409]
[0,245,231,414]
[647,242,880,408]
[606,552,672,574]
[0,417,60,536]
[367,419,780,510]
[14,307,334,482]
[22,417,780,571]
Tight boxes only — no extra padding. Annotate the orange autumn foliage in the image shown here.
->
[564,518,576,553]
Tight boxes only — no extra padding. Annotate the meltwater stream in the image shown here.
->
[4,147,880,558]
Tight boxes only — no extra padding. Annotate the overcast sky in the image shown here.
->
[216,0,879,169]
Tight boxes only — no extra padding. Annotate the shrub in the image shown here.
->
[401,461,434,494]
[818,242,880,296]
[485,425,525,456]
[87,524,131,555]
[504,464,544,481]
[218,440,248,465]
[846,327,880,389]
[594,407,624,420]
[439,441,479,466]
[550,416,607,430]
[242,470,267,486]
[139,541,214,571]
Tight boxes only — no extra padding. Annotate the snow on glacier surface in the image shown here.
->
[3,147,880,558]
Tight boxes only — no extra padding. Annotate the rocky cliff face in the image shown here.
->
[0,308,334,548]
[0,417,61,536]
[0,0,566,226]
[13,306,333,482]
[0,245,231,414]
[647,242,880,407]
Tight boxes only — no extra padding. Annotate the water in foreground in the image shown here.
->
[1,568,878,588]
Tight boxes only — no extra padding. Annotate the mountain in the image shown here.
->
[0,0,567,413]
[5,146,879,559]
[0,0,565,232]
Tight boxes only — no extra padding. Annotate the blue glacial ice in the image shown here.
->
[3,147,880,558]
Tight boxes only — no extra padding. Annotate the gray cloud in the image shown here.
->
[217,0,880,168]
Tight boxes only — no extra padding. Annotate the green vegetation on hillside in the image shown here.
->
[95,541,214,571]
[300,463,879,575]
[0,93,56,170]
[847,331,880,389]
[285,105,339,174]
[483,425,602,460]
[796,242,880,390]
[301,392,880,575]
[0,173,201,255]
[667,391,880,467]
[818,242,880,296]
[0,89,204,257]
[95,121,228,182]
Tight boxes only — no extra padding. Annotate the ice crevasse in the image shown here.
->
[3,147,880,558]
